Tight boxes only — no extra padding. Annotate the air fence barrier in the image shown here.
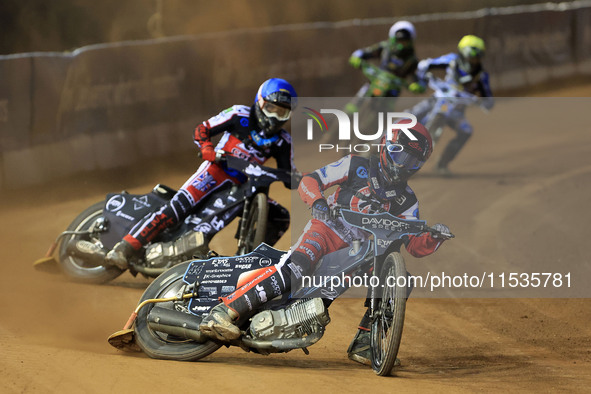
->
[1,1,590,189]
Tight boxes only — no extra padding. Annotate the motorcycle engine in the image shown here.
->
[249,298,331,340]
[145,231,207,268]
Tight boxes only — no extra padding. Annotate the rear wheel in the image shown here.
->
[134,261,221,360]
[237,193,268,254]
[58,201,124,284]
[370,252,407,376]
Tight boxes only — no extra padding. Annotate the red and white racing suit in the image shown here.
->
[123,105,294,250]
[291,154,443,281]
[292,154,446,332]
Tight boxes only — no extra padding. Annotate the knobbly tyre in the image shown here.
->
[34,156,292,284]
[420,73,483,147]
[107,208,453,376]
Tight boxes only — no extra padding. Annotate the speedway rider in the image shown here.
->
[411,35,494,176]
[106,78,298,269]
[199,119,451,367]
[346,20,425,113]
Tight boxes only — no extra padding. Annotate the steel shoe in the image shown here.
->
[199,304,241,342]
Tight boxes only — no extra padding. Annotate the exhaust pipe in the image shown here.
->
[147,306,208,343]
[66,239,107,266]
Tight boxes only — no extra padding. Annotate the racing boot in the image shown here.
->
[347,327,372,366]
[105,240,135,270]
[347,306,372,365]
[199,265,290,341]
[347,310,401,367]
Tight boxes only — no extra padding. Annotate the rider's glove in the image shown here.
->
[200,143,217,162]
[349,55,362,69]
[409,81,426,94]
[311,199,331,221]
[431,223,451,239]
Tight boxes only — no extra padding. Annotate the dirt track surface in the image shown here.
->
[2,85,591,393]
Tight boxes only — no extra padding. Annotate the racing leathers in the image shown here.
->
[293,154,443,282]
[411,52,494,171]
[295,153,446,365]
[199,153,446,340]
[121,104,294,253]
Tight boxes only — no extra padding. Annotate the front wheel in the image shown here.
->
[237,193,268,255]
[370,252,407,376]
[58,201,124,284]
[134,261,221,360]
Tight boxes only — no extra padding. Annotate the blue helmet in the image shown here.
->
[254,78,297,137]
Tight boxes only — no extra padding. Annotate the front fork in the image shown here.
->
[236,196,252,250]
[369,254,379,319]
[236,186,269,250]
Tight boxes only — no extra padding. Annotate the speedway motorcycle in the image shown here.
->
[34,156,292,284]
[344,60,408,114]
[108,208,453,376]
[420,73,482,147]
[321,60,408,147]
[358,60,408,98]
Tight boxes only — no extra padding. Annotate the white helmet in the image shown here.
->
[388,21,416,40]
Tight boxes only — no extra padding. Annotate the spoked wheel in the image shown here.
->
[237,193,268,254]
[58,201,124,284]
[370,252,407,376]
[134,261,221,360]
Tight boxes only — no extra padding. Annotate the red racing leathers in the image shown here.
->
[123,104,294,250]
[292,154,443,277]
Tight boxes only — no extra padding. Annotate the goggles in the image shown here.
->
[389,37,412,49]
[259,99,291,121]
[463,46,484,59]
[386,141,424,171]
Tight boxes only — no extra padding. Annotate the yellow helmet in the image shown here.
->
[457,35,485,59]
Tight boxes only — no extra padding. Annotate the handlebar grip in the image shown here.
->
[427,227,455,239]
[215,151,227,163]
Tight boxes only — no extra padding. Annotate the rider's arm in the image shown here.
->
[194,122,217,162]
[298,155,352,206]
[194,105,245,162]
[349,41,385,68]
[416,53,455,80]
[477,71,495,110]
[405,233,444,258]
[353,41,384,60]
[396,201,445,258]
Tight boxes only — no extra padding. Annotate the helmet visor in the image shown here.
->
[260,100,291,121]
[389,37,412,50]
[386,143,424,171]
[463,46,484,59]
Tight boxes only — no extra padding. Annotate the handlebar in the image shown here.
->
[423,226,455,240]
[215,150,226,163]
[359,60,408,88]
[424,72,478,102]
[331,205,454,239]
